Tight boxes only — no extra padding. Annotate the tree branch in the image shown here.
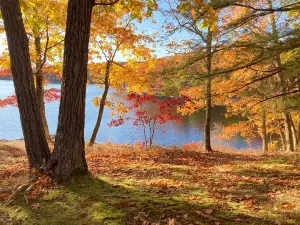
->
[224,2,300,12]
[94,0,119,6]
[34,24,50,75]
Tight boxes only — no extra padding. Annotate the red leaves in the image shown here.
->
[0,95,17,108]
[26,174,54,200]
[0,88,60,108]
[107,118,124,127]
[109,93,184,127]
[43,88,61,102]
[108,93,185,146]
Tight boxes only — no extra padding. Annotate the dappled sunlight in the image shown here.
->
[1,142,299,224]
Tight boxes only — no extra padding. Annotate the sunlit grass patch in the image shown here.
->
[1,142,300,224]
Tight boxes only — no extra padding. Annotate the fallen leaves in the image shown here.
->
[115,201,137,208]
[1,142,300,225]
[196,210,219,222]
[279,202,294,210]
[31,203,41,209]
[26,175,54,200]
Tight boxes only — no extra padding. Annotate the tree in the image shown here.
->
[220,0,300,152]
[44,0,95,181]
[23,0,66,142]
[0,0,66,142]
[159,0,221,151]
[108,93,183,148]
[45,0,157,181]
[88,3,153,146]
[0,0,50,169]
[208,0,300,152]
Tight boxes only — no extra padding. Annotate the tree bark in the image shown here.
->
[279,125,286,151]
[0,0,50,169]
[297,112,300,149]
[204,28,213,152]
[89,61,111,146]
[45,0,94,181]
[34,35,52,142]
[261,110,268,153]
[290,115,298,149]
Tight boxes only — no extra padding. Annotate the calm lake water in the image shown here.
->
[0,80,260,149]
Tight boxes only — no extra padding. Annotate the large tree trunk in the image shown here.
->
[45,0,94,181]
[261,110,268,153]
[34,35,52,142]
[204,28,213,152]
[89,61,111,146]
[0,0,50,169]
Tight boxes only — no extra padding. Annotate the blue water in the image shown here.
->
[0,80,260,149]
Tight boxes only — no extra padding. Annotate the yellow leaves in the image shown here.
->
[268,141,279,152]
[219,121,256,142]
[177,0,217,30]
[178,87,204,115]
[107,97,129,118]
[93,96,100,107]
[190,8,197,20]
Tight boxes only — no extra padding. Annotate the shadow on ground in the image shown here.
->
[1,175,297,225]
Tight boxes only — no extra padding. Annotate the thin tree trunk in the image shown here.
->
[261,110,268,153]
[268,0,294,152]
[282,111,294,152]
[279,125,286,152]
[0,0,50,169]
[34,35,52,142]
[204,28,213,152]
[45,0,94,181]
[290,115,298,150]
[89,61,111,146]
[297,112,300,149]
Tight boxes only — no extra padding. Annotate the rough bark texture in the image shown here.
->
[204,28,213,152]
[46,0,94,181]
[89,61,111,146]
[261,110,268,153]
[1,0,50,169]
[34,35,52,142]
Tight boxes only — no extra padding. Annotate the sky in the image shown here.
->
[0,12,171,63]
[0,1,192,63]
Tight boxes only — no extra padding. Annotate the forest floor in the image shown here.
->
[0,140,300,225]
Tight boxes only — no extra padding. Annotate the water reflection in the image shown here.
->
[0,80,261,149]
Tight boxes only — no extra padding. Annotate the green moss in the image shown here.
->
[1,150,300,225]
[263,157,289,164]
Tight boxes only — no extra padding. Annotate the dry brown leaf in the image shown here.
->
[31,203,41,209]
[203,208,213,214]
[168,218,176,225]
[196,210,219,221]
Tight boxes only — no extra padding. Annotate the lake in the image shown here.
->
[0,80,260,149]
